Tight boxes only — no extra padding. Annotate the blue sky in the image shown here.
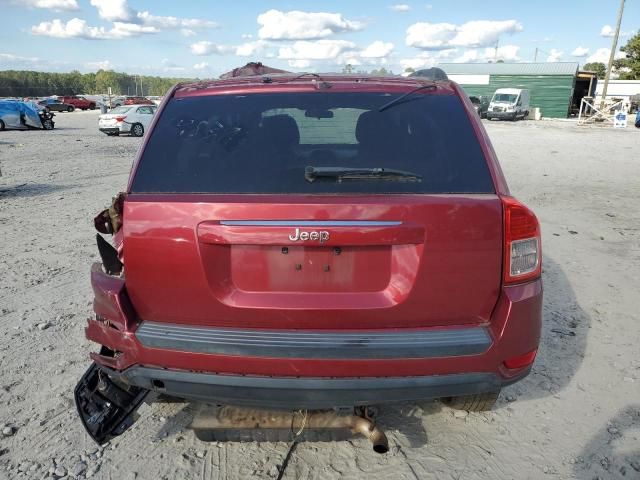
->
[0,0,638,77]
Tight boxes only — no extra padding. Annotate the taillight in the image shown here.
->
[504,349,537,369]
[115,116,126,122]
[502,196,541,284]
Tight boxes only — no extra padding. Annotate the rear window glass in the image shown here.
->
[131,92,494,194]
[111,106,133,114]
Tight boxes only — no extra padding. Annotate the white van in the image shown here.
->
[487,88,530,121]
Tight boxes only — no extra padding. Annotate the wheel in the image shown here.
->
[131,123,144,137]
[442,390,500,411]
[67,106,74,112]
[524,110,530,118]
[0,119,5,131]
[42,119,54,130]
[106,131,120,136]
[90,104,96,110]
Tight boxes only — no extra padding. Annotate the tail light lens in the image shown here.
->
[115,116,126,122]
[504,349,537,369]
[502,196,541,284]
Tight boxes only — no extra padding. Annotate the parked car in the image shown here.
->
[109,96,153,108]
[98,105,157,136]
[109,96,126,108]
[59,95,96,110]
[469,95,490,118]
[38,98,75,112]
[76,71,542,445]
[487,88,530,121]
[0,100,55,130]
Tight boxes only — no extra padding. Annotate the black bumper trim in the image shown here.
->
[135,322,492,359]
[108,366,524,409]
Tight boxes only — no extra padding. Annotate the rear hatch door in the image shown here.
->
[123,87,502,330]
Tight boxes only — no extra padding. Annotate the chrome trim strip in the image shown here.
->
[136,322,492,359]
[219,220,402,227]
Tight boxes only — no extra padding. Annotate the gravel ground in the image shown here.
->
[0,111,639,480]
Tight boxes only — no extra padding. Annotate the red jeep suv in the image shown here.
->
[75,70,542,445]
[59,95,96,110]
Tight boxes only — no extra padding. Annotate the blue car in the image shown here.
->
[0,100,55,130]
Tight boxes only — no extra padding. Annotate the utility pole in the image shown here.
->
[534,47,538,62]
[600,0,625,108]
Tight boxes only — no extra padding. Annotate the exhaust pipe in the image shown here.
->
[349,416,389,454]
[191,405,389,454]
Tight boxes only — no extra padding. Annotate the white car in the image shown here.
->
[98,105,157,137]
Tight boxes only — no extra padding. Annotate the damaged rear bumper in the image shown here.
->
[74,362,148,445]
[101,365,527,410]
[84,263,541,403]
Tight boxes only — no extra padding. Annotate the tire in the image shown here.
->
[42,119,54,130]
[131,123,144,137]
[90,104,96,110]
[442,390,500,411]
[0,119,5,131]
[67,106,74,113]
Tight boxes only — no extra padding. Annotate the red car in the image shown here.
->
[59,95,96,110]
[75,70,542,446]
[123,96,154,106]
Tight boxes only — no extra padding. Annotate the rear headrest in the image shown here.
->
[356,110,390,148]
[260,114,300,147]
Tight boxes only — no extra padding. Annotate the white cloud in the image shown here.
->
[390,4,411,12]
[89,0,218,32]
[111,22,159,37]
[190,41,228,56]
[193,62,209,70]
[406,19,523,50]
[288,59,312,69]
[241,33,253,39]
[278,39,356,60]
[235,40,268,57]
[30,18,158,39]
[181,28,196,37]
[85,60,113,70]
[20,0,79,10]
[160,59,186,73]
[493,44,520,61]
[406,22,456,49]
[0,52,41,64]
[360,41,394,58]
[90,0,133,22]
[571,46,589,57]
[257,9,363,40]
[600,25,614,37]
[399,49,456,70]
[136,11,218,30]
[546,48,563,62]
[586,47,625,64]
[454,45,520,63]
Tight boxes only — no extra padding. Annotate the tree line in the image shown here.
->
[0,69,194,98]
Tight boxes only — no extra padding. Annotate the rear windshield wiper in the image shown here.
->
[305,166,422,183]
[379,83,437,112]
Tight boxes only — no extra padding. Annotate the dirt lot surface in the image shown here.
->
[1,111,639,480]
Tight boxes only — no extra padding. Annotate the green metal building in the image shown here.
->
[439,63,580,118]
